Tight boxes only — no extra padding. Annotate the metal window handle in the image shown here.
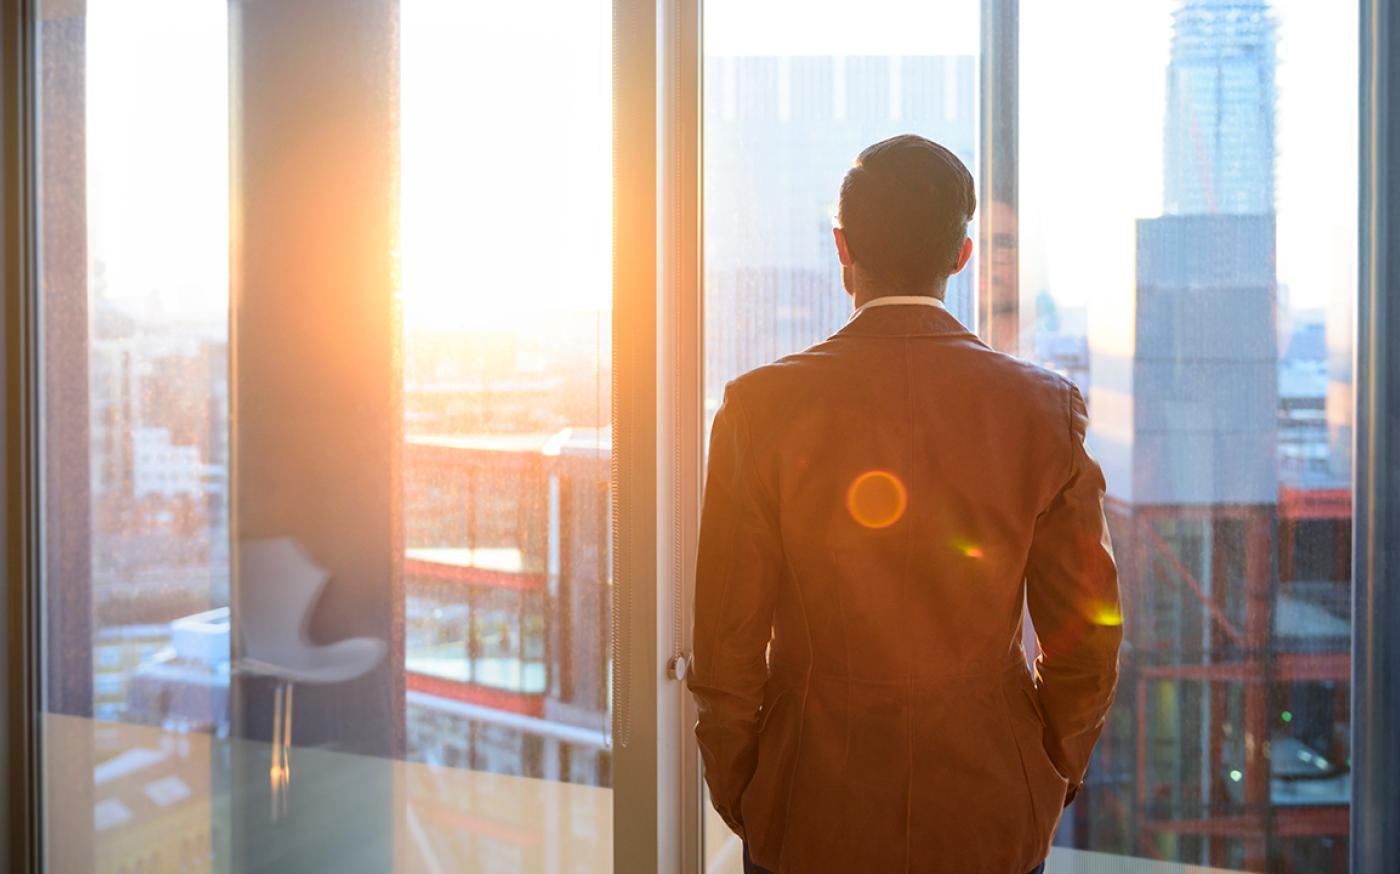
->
[667,652,690,681]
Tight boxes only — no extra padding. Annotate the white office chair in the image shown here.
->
[235,537,387,818]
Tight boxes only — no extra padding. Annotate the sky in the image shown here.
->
[704,0,1358,324]
[85,0,228,323]
[399,0,612,329]
[1016,0,1358,345]
[81,0,1357,332]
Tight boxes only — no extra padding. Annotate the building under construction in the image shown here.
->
[1076,3,1350,870]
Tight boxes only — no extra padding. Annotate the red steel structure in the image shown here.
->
[401,433,612,779]
[1085,487,1350,872]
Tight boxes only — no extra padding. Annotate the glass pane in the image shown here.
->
[702,3,982,415]
[36,0,615,870]
[1021,0,1356,870]
[701,0,1356,872]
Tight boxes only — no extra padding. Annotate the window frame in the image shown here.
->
[656,0,705,871]
[2,0,42,869]
[1352,0,1400,871]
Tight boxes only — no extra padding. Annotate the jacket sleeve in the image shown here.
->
[688,383,784,839]
[1025,382,1123,805]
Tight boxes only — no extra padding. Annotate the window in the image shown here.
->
[703,6,981,411]
[1021,2,1356,869]
[702,0,1356,871]
[35,0,616,870]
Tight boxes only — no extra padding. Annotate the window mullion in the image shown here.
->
[659,0,704,872]
[1353,1,1400,871]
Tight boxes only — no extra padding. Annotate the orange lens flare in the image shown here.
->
[950,538,984,559]
[846,470,908,529]
[1091,603,1124,626]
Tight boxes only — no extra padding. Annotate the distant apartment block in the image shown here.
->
[401,429,612,784]
[704,55,978,410]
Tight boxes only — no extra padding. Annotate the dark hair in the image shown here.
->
[837,134,977,290]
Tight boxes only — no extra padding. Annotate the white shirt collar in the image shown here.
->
[848,294,947,323]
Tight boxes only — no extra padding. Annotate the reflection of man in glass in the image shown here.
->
[689,135,1121,874]
[982,199,1022,354]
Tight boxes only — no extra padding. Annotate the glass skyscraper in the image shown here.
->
[1163,0,1277,216]
[1080,2,1350,868]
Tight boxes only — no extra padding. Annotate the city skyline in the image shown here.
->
[703,53,978,406]
[82,0,1354,332]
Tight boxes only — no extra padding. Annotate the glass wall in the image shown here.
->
[22,0,1360,870]
[1021,1,1355,870]
[702,1,1356,872]
[35,0,615,871]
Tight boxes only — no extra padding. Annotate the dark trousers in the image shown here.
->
[742,843,1046,874]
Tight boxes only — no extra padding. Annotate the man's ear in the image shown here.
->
[952,236,973,274]
[833,227,854,267]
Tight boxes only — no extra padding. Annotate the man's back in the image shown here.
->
[689,301,1122,873]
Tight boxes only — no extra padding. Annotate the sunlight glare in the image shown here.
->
[400,0,612,331]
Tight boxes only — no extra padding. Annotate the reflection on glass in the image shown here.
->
[39,0,614,870]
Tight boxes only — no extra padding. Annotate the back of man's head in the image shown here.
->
[837,135,977,293]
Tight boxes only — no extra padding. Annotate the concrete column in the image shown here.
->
[37,6,94,874]
[228,0,401,867]
[39,0,91,722]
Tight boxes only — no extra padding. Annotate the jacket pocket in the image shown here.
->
[1015,671,1071,784]
[999,672,1070,837]
[741,678,799,865]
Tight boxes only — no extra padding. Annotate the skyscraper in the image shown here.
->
[1163,0,1277,216]
[1080,2,1351,869]
[1091,0,1280,508]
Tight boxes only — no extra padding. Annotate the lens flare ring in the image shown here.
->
[846,469,908,529]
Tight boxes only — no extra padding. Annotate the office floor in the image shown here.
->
[43,713,611,874]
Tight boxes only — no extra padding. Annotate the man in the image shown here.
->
[688,135,1122,874]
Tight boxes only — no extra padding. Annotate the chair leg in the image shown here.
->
[281,682,294,818]
[266,680,300,821]
[270,681,285,823]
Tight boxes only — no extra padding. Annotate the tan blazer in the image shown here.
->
[689,302,1122,874]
